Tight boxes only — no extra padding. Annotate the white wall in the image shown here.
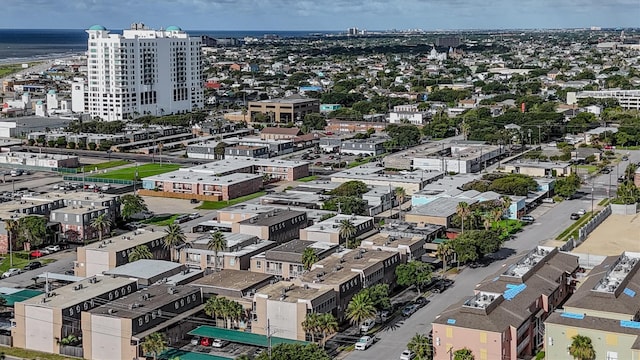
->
[25,306,54,353]
[90,315,123,360]
[266,299,298,340]
[85,250,111,277]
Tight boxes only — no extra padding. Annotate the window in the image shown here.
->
[256,261,261,269]
[606,351,618,360]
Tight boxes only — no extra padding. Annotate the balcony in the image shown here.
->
[266,268,282,276]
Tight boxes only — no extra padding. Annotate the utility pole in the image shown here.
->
[267,319,272,359]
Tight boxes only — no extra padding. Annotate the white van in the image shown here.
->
[360,318,375,333]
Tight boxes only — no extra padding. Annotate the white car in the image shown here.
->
[45,245,61,253]
[190,336,200,346]
[400,349,416,360]
[577,209,587,215]
[2,268,22,278]
[360,318,375,332]
[211,339,228,348]
[355,336,374,350]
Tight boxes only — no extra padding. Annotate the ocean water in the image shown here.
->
[0,29,341,62]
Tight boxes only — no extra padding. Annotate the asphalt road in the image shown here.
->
[0,248,76,289]
[345,149,640,360]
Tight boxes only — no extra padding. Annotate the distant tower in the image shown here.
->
[620,30,625,43]
[46,89,59,110]
[35,100,46,117]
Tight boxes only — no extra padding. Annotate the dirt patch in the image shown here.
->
[575,214,640,255]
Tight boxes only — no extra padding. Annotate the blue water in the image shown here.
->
[0,29,342,61]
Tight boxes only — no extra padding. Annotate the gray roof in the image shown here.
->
[265,239,336,263]
[105,260,183,281]
[239,209,306,227]
[545,312,640,350]
[409,197,478,217]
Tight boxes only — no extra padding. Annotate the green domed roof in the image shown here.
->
[89,25,107,31]
[166,25,182,31]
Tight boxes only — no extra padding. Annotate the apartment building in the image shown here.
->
[259,127,303,140]
[299,214,374,245]
[224,145,269,159]
[181,232,276,271]
[232,209,308,244]
[298,248,401,320]
[81,284,202,360]
[331,165,442,195]
[412,143,505,174]
[12,276,139,357]
[189,269,275,311]
[340,138,387,157]
[0,152,79,169]
[50,205,110,243]
[501,160,573,178]
[545,252,640,360]
[252,281,336,341]
[359,233,426,263]
[104,259,203,286]
[84,23,203,120]
[569,90,640,110]
[389,104,430,126]
[75,228,169,277]
[432,246,579,360]
[250,240,339,280]
[325,119,387,134]
[29,192,121,221]
[248,97,320,123]
[0,198,65,253]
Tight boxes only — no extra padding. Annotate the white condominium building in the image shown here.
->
[85,23,203,121]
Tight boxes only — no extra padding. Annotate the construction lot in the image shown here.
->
[574,214,640,255]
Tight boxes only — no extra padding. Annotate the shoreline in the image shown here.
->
[0,52,85,66]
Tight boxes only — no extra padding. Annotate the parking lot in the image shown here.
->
[181,338,263,358]
[284,149,380,170]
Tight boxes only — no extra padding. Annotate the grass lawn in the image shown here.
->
[297,175,318,182]
[95,163,180,181]
[197,191,266,210]
[598,198,611,206]
[0,252,55,273]
[556,212,595,241]
[0,347,75,360]
[143,214,180,227]
[82,159,131,172]
[577,165,598,174]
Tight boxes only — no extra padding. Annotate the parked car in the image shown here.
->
[30,250,45,258]
[190,336,201,346]
[414,297,429,307]
[577,209,587,216]
[174,214,190,224]
[542,197,555,204]
[211,339,229,348]
[200,337,211,346]
[622,155,629,161]
[2,268,22,278]
[23,261,42,270]
[376,310,389,324]
[46,245,61,253]
[360,318,376,333]
[400,349,416,360]
[521,215,535,223]
[190,198,199,204]
[570,213,580,220]
[402,304,419,317]
[354,336,374,350]
[188,212,201,220]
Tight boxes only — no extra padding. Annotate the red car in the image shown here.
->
[30,250,45,258]
[200,337,211,346]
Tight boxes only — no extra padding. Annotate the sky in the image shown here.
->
[1,0,638,31]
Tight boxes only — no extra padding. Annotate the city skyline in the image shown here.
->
[1,0,637,31]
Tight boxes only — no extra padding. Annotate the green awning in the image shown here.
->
[432,238,450,244]
[188,326,308,348]
[160,348,231,360]
[1,289,44,306]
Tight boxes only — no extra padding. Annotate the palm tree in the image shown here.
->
[208,231,227,271]
[407,333,431,360]
[225,300,243,329]
[4,219,17,267]
[339,219,357,248]
[302,247,318,271]
[141,332,167,360]
[317,313,338,349]
[90,213,111,245]
[453,348,475,360]
[302,312,320,343]
[394,187,406,219]
[500,196,512,217]
[482,212,493,231]
[345,292,376,329]
[456,202,471,233]
[204,296,223,324]
[164,224,186,262]
[569,334,596,360]
[128,245,153,262]
[436,242,453,278]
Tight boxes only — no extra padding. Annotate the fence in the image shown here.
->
[562,205,612,252]
[60,344,83,358]
[0,334,11,346]
[62,175,138,186]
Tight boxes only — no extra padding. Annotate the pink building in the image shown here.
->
[432,246,578,360]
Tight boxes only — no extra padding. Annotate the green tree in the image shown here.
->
[120,194,148,220]
[359,283,391,311]
[555,173,581,199]
[164,223,186,262]
[345,292,376,328]
[208,230,227,271]
[128,245,153,262]
[395,187,406,219]
[395,261,433,295]
[255,343,330,360]
[4,219,17,267]
[16,216,47,249]
[330,181,369,197]
[141,332,167,360]
[456,202,471,233]
[322,196,367,216]
[407,333,432,360]
[453,348,475,360]
[301,113,327,133]
[90,213,111,245]
[338,219,357,248]
[214,142,228,160]
[302,247,318,271]
[569,334,596,360]
[302,312,320,343]
[317,313,338,349]
[436,242,453,277]
[385,124,422,149]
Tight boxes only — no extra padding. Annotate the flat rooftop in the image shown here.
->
[413,173,482,196]
[22,276,137,308]
[83,228,166,253]
[264,239,337,263]
[143,170,261,186]
[238,209,306,227]
[176,157,308,177]
[332,165,441,184]
[104,259,183,280]
[26,191,118,203]
[89,284,200,319]
[51,205,107,215]
[191,233,258,251]
[304,214,372,234]
[257,281,332,303]
[189,269,274,292]
[301,248,396,286]
[1,151,78,161]
[251,97,318,104]
[360,233,424,248]
[409,197,478,217]
[503,160,572,169]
